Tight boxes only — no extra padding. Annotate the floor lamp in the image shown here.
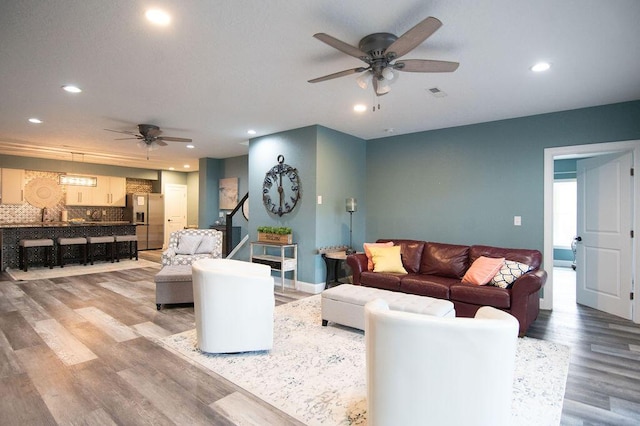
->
[346,198,357,254]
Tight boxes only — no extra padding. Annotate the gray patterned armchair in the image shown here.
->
[161,229,223,266]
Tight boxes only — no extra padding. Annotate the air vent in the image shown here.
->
[427,87,447,98]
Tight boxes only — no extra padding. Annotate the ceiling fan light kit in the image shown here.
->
[105,124,192,159]
[308,16,459,98]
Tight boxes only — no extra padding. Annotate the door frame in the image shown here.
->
[543,139,640,324]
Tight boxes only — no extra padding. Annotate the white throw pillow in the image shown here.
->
[175,235,203,255]
[195,236,216,254]
[490,260,533,288]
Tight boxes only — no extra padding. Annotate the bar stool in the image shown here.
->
[115,235,138,261]
[86,235,115,265]
[18,239,54,271]
[57,237,88,267]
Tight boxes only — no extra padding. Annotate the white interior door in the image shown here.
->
[164,184,187,247]
[576,152,633,319]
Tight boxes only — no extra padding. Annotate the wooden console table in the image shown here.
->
[250,241,297,291]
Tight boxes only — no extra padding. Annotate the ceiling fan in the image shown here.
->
[105,124,192,152]
[308,16,459,96]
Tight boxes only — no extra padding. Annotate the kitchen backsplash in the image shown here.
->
[0,171,154,223]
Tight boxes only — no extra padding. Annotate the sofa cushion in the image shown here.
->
[400,275,459,299]
[360,271,402,291]
[175,235,203,255]
[462,256,505,285]
[469,245,541,270]
[377,239,425,274]
[364,242,394,270]
[450,283,511,308]
[369,245,408,274]
[420,242,470,278]
[490,260,533,288]
[195,235,216,254]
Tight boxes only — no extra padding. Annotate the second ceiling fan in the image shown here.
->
[308,16,459,96]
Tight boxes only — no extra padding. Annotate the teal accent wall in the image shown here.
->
[554,159,577,180]
[198,158,222,228]
[316,126,367,265]
[366,101,640,251]
[221,155,249,259]
[249,125,366,285]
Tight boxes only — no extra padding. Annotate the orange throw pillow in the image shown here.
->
[363,242,394,271]
[462,256,505,285]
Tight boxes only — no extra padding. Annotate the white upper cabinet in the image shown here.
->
[0,168,26,204]
[65,175,127,206]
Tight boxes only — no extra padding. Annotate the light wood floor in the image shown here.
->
[1,259,639,425]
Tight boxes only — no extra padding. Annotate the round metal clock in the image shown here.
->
[263,155,300,216]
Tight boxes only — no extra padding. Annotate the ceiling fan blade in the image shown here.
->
[114,137,141,140]
[385,16,443,60]
[308,67,367,83]
[154,140,168,147]
[394,59,459,73]
[157,136,192,142]
[105,128,138,136]
[313,33,371,61]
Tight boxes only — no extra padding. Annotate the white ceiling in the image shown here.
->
[1,0,639,171]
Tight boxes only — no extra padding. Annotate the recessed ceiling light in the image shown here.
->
[186,144,195,149]
[62,85,82,93]
[169,167,175,171]
[183,164,190,169]
[353,104,367,112]
[530,62,551,72]
[247,129,257,135]
[146,9,171,26]
[28,118,43,124]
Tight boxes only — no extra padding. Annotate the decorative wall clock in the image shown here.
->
[263,155,300,216]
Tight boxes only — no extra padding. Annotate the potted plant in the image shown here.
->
[257,226,293,244]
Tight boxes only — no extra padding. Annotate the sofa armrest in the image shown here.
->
[161,248,176,266]
[510,269,546,297]
[347,253,368,285]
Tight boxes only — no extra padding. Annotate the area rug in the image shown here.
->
[6,258,160,281]
[161,295,570,425]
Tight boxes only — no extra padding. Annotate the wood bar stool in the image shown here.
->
[18,239,54,271]
[86,235,115,265]
[115,235,138,261]
[57,237,88,267]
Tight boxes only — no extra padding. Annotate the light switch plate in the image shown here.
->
[514,216,522,226]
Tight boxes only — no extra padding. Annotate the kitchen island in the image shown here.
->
[0,222,136,270]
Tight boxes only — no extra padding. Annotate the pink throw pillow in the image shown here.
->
[363,242,394,271]
[462,256,505,285]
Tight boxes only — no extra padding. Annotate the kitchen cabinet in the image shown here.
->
[0,168,26,204]
[65,175,126,206]
[65,185,94,206]
[95,176,126,206]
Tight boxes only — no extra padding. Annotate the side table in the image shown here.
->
[322,250,356,289]
[250,241,297,291]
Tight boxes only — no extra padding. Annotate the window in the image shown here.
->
[553,179,577,248]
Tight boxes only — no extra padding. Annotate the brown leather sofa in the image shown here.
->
[346,239,547,336]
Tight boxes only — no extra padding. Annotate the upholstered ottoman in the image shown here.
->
[154,265,193,310]
[321,284,455,330]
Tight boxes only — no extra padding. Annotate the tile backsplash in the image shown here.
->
[0,170,154,223]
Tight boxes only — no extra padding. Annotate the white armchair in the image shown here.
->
[161,229,223,266]
[364,299,519,426]
[192,258,275,353]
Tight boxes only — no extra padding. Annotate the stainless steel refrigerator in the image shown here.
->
[124,193,164,250]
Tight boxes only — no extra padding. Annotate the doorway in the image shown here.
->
[543,140,640,324]
[164,184,187,247]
